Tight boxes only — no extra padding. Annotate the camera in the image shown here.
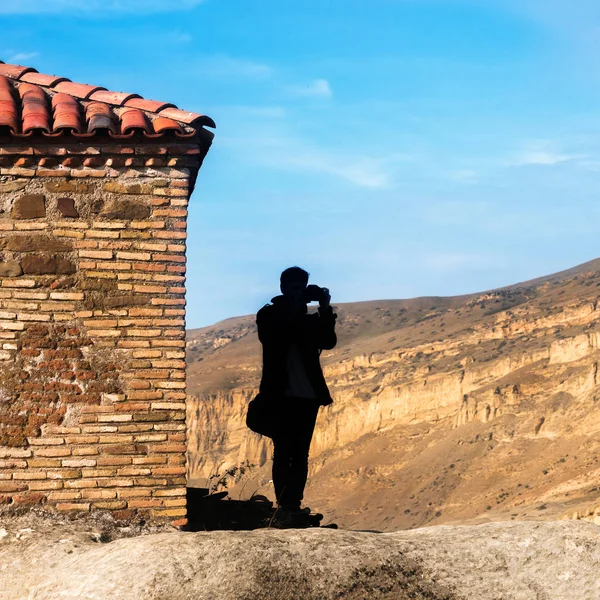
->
[303,284,325,303]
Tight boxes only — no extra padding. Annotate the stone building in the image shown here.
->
[0,61,214,522]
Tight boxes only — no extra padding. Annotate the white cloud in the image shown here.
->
[284,152,389,188]
[510,141,586,167]
[287,78,333,99]
[164,31,193,44]
[214,105,287,120]
[0,0,204,13]
[503,0,600,36]
[422,252,499,271]
[515,151,580,166]
[3,51,39,63]
[194,55,273,80]
[223,133,402,189]
[451,169,479,184]
[259,139,393,188]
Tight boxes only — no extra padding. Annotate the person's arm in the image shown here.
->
[316,288,337,350]
[257,304,298,347]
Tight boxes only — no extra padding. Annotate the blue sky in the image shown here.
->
[2,0,600,327]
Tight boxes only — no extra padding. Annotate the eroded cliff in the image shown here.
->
[186,260,600,531]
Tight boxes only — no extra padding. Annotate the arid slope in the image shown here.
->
[186,259,600,531]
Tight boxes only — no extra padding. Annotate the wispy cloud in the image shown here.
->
[223,133,404,189]
[280,151,390,188]
[451,169,479,184]
[287,78,333,99]
[502,0,600,37]
[0,0,204,13]
[212,105,287,120]
[256,138,394,188]
[510,141,586,167]
[3,51,39,63]
[194,55,273,80]
[422,252,501,271]
[163,30,193,44]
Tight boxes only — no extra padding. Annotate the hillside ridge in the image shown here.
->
[186,258,600,531]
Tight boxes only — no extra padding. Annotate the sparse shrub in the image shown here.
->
[207,460,256,494]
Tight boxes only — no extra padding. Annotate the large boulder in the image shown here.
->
[0,516,598,600]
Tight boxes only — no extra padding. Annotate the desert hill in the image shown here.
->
[186,259,600,531]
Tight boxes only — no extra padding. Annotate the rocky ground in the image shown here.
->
[0,510,598,599]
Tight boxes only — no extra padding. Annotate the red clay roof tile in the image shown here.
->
[121,109,151,134]
[53,81,106,100]
[0,76,18,133]
[86,102,117,133]
[0,64,37,79]
[0,61,214,139]
[157,107,216,129]
[152,117,183,134]
[124,97,176,113]
[20,72,70,87]
[19,83,51,133]
[89,90,141,106]
[52,93,82,133]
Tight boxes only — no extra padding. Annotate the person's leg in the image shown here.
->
[282,400,319,510]
[272,435,293,507]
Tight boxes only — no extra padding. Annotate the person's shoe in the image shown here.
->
[295,506,311,515]
[272,507,310,529]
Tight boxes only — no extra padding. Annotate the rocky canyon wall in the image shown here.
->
[187,273,600,529]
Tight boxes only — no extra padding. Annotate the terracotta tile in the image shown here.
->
[54,81,106,100]
[0,113,19,133]
[0,64,37,79]
[120,109,151,134]
[19,86,49,108]
[52,94,83,133]
[23,113,51,133]
[21,72,70,87]
[152,117,182,134]
[0,76,14,92]
[157,107,216,128]
[19,85,51,133]
[0,100,17,115]
[51,93,76,109]
[0,62,215,139]
[0,90,15,102]
[85,102,117,133]
[124,98,176,113]
[89,90,141,106]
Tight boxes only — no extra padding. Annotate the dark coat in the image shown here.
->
[257,295,337,406]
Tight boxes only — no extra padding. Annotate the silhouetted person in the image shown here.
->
[256,266,337,523]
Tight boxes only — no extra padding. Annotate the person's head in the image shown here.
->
[280,266,309,300]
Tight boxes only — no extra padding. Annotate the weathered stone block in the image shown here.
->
[1,235,72,252]
[0,261,23,277]
[102,199,150,220]
[21,256,76,275]
[0,180,28,193]
[57,198,79,218]
[45,181,90,193]
[104,182,152,195]
[12,194,46,219]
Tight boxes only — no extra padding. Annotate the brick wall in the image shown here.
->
[0,143,204,522]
